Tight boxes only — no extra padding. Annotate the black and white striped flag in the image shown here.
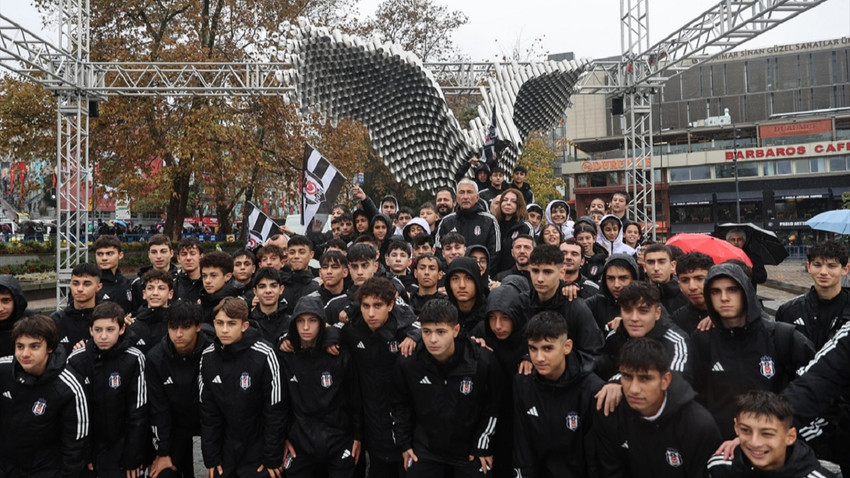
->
[302,144,347,227]
[245,202,277,249]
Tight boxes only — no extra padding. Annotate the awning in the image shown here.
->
[715,191,763,202]
[774,188,827,200]
[670,192,713,206]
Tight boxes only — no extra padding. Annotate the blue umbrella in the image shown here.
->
[806,209,850,235]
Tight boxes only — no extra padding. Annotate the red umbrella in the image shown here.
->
[666,233,753,267]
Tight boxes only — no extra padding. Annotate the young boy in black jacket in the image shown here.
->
[52,262,102,348]
[66,301,148,478]
[392,298,503,478]
[0,314,90,478]
[512,310,604,478]
[281,295,362,478]
[147,301,211,478]
[199,251,243,324]
[200,297,286,478]
[94,235,133,313]
[249,267,289,344]
[597,337,720,478]
[129,268,174,353]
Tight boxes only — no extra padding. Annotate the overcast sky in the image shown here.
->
[8,0,850,61]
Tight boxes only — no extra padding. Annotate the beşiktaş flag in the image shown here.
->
[245,202,277,249]
[480,105,499,163]
[302,144,346,227]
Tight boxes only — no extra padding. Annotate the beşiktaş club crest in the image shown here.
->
[512,231,519,239]
[566,412,580,431]
[109,372,121,389]
[759,356,776,379]
[321,371,333,389]
[666,448,683,467]
[303,171,327,206]
[460,377,473,395]
[388,340,399,354]
[240,372,252,390]
[474,225,481,236]
[32,398,47,416]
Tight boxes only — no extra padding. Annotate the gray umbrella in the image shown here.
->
[711,222,789,266]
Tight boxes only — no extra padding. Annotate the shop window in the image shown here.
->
[671,205,713,224]
[829,156,847,171]
[577,175,589,187]
[738,162,759,177]
[716,164,735,179]
[691,166,711,180]
[796,159,810,173]
[763,160,793,176]
[670,167,690,182]
[809,158,827,173]
[590,173,607,187]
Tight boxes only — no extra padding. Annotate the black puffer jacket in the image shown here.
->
[51,305,95,349]
[0,347,89,478]
[97,269,134,313]
[692,263,814,438]
[129,306,169,353]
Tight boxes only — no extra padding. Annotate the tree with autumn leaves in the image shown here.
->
[0,0,567,239]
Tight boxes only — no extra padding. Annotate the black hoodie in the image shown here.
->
[585,254,641,331]
[445,257,490,332]
[0,347,89,478]
[598,376,721,478]
[0,274,34,356]
[281,296,362,461]
[512,351,605,478]
[199,327,287,472]
[66,332,148,470]
[692,263,815,438]
[707,439,836,477]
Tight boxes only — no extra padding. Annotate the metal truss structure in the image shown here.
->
[0,0,830,302]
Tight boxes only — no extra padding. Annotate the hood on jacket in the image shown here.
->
[0,274,28,323]
[526,203,543,215]
[574,215,596,232]
[288,295,327,350]
[473,163,491,177]
[703,262,765,329]
[484,284,527,340]
[465,245,490,275]
[600,254,640,298]
[445,257,488,309]
[402,217,431,240]
[544,200,575,239]
[500,274,531,295]
[370,213,392,230]
[597,214,635,256]
[14,344,69,385]
[380,195,399,212]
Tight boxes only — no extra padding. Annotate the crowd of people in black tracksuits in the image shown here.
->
[2,158,850,478]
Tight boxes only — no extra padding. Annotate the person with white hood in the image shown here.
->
[597,214,636,256]
[544,200,575,240]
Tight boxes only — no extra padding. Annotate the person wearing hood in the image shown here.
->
[597,214,636,257]
[199,297,286,478]
[454,156,490,192]
[507,165,534,205]
[466,244,493,284]
[526,203,543,236]
[0,274,34,356]
[434,179,501,275]
[597,338,721,478]
[544,199,575,240]
[380,195,399,217]
[129,269,174,353]
[598,281,693,382]
[52,262,102,348]
[146,300,212,478]
[691,263,814,438]
[490,188,533,274]
[402,217,431,243]
[708,390,836,478]
[574,219,608,284]
[585,254,641,332]
[66,302,148,478]
[0,314,90,478]
[94,235,134,313]
[198,252,244,324]
[523,245,604,360]
[280,295,362,478]
[445,257,489,333]
[470,277,530,478]
[512,311,605,478]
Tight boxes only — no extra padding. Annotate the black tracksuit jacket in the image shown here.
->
[173,272,203,305]
[66,334,148,471]
[249,304,291,345]
[596,377,721,478]
[524,286,604,359]
[199,328,287,472]
[199,281,244,324]
[128,306,169,354]
[671,303,708,336]
[392,338,503,465]
[511,351,604,478]
[281,296,362,458]
[147,332,212,457]
[97,269,134,313]
[691,264,815,438]
[707,439,836,477]
[281,269,320,315]
[0,348,89,478]
[332,307,420,462]
[600,316,693,382]
[776,287,850,350]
